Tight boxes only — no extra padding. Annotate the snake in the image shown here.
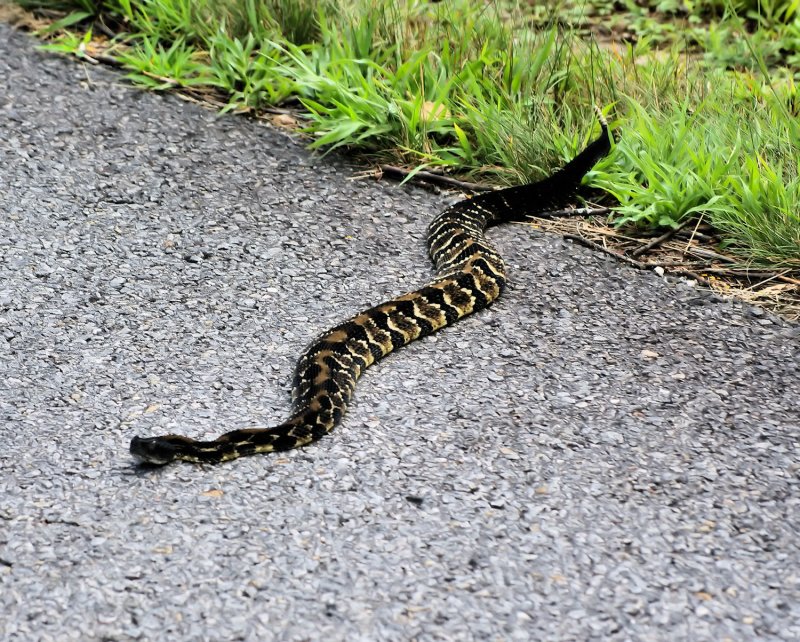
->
[130,108,611,465]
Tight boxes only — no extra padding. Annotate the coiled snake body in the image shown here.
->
[130,110,610,465]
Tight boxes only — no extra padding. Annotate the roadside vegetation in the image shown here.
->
[8,0,800,316]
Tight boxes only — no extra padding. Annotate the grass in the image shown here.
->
[9,0,800,275]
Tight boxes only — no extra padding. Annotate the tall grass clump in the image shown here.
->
[591,91,800,266]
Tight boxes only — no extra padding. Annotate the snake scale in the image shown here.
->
[130,108,611,465]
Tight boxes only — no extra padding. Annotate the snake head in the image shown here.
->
[130,435,187,465]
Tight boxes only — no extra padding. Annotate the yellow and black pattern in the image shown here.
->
[129,109,611,465]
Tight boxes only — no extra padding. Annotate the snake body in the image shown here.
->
[130,110,610,465]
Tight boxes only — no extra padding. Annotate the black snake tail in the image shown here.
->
[130,107,611,465]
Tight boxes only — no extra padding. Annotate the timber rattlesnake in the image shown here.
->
[130,108,611,465]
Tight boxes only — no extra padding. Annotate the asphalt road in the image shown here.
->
[1,22,798,641]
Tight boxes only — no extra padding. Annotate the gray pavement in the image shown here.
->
[1,22,799,641]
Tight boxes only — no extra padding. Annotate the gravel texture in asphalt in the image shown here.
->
[1,23,799,642]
